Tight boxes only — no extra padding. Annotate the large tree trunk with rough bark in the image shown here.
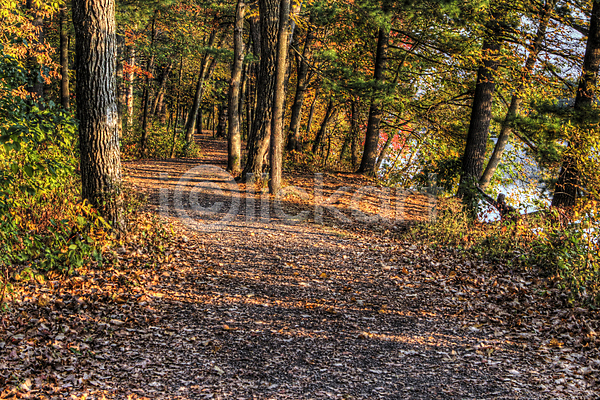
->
[73,0,123,228]
[457,17,502,201]
[479,1,554,190]
[357,25,390,176]
[242,0,279,180]
[59,4,70,110]
[269,0,291,194]
[552,0,600,209]
[227,0,246,175]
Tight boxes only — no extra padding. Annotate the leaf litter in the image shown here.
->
[1,135,598,399]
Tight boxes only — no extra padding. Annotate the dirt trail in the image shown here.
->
[5,133,595,400]
[2,133,598,400]
[111,134,600,399]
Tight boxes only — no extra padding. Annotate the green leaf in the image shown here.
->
[23,165,33,177]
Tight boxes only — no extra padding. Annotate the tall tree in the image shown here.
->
[552,0,600,209]
[350,99,361,169]
[479,0,555,189]
[25,0,45,98]
[312,99,336,154]
[242,0,279,180]
[269,0,291,194]
[73,0,123,228]
[227,0,246,175]
[59,3,70,110]
[305,86,320,142]
[286,13,316,152]
[357,18,390,175]
[139,15,157,157]
[126,46,135,127]
[457,9,504,201]
[151,61,173,117]
[185,28,218,148]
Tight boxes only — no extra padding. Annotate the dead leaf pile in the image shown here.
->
[1,134,598,399]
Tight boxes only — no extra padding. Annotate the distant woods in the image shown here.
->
[5,0,600,216]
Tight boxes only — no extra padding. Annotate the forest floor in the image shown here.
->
[2,133,599,399]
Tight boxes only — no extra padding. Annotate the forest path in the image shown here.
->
[97,133,597,399]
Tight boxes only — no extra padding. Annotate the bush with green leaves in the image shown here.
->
[0,49,108,301]
[121,122,200,159]
[405,197,600,307]
[536,205,600,305]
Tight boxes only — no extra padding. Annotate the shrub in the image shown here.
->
[405,197,600,307]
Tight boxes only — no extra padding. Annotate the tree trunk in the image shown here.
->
[197,107,203,134]
[269,0,291,194]
[357,24,390,175]
[227,0,246,175]
[203,57,219,129]
[305,86,319,141]
[216,103,228,138]
[26,0,45,99]
[246,64,254,141]
[211,105,216,134]
[170,56,184,158]
[323,134,332,167]
[552,0,600,209]
[59,4,70,110]
[126,46,135,127]
[185,29,218,145]
[239,62,247,140]
[339,126,351,162]
[457,18,502,200]
[350,100,360,169]
[242,0,279,180]
[286,18,315,152]
[479,0,554,189]
[151,61,173,117]
[139,17,156,157]
[312,100,336,154]
[73,0,123,228]
[375,132,394,172]
[139,58,153,156]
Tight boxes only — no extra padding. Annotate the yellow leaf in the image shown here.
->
[549,338,563,347]
[38,294,50,307]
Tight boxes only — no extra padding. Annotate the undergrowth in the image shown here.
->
[121,122,201,159]
[405,197,600,307]
[0,49,170,309]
